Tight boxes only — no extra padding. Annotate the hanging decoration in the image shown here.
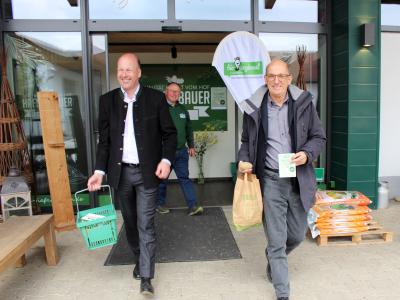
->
[296,45,307,91]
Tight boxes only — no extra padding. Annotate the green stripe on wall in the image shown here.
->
[329,0,380,207]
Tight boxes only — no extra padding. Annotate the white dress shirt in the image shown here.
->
[121,85,140,164]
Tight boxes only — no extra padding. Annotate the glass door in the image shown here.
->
[91,33,109,133]
[90,33,111,207]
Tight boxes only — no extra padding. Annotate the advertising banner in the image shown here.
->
[212,31,270,114]
[141,64,227,131]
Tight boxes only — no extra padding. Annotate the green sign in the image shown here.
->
[224,61,263,77]
[315,168,325,182]
[141,64,227,131]
[36,195,53,207]
[36,193,111,207]
[36,193,89,208]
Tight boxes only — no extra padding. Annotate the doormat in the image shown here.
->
[104,207,242,265]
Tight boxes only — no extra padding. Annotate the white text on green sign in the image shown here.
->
[224,61,263,77]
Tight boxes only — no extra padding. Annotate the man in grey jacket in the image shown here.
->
[238,59,326,300]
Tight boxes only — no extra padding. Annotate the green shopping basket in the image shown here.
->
[75,185,117,250]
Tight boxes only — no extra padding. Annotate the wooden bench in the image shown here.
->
[0,214,59,272]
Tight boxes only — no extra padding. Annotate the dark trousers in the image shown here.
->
[116,164,157,279]
[262,169,308,298]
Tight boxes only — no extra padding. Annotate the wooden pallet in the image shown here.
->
[316,222,393,246]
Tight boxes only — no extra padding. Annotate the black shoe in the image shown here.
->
[277,297,289,300]
[140,278,154,296]
[266,262,272,283]
[133,264,140,280]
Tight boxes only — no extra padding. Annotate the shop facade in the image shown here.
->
[1,0,398,208]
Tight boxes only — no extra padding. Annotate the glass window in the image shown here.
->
[258,0,318,23]
[91,34,108,132]
[382,4,400,26]
[175,0,250,20]
[259,32,318,52]
[259,32,326,167]
[258,32,319,111]
[4,0,80,19]
[89,0,167,19]
[5,32,88,208]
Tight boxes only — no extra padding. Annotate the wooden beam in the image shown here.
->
[14,255,26,268]
[44,221,59,265]
[265,0,277,9]
[37,92,75,231]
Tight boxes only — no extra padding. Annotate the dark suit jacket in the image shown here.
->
[95,86,177,189]
[238,85,326,211]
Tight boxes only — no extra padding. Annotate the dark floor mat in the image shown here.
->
[104,207,242,265]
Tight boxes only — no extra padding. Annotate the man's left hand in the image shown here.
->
[188,148,195,157]
[155,161,171,179]
[291,151,308,166]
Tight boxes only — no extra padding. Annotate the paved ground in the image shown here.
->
[1,201,400,300]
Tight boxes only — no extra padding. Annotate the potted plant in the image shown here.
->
[193,123,218,184]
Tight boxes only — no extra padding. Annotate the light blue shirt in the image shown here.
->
[265,93,292,170]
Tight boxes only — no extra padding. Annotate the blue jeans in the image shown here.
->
[158,148,197,209]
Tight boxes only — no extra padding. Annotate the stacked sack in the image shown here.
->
[308,190,372,238]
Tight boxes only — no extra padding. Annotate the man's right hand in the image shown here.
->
[238,161,253,174]
[87,173,104,191]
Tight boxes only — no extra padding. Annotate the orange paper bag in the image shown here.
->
[232,173,263,231]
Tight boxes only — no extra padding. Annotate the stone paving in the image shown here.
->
[1,201,400,300]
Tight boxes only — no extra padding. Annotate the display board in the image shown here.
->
[141,64,227,131]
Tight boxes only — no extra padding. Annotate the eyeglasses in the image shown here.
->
[265,74,291,81]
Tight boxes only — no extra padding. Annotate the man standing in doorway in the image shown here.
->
[238,59,326,300]
[156,82,203,216]
[87,53,177,296]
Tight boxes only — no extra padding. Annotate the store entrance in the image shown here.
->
[90,32,236,208]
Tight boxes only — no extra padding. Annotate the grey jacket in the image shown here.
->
[238,84,326,211]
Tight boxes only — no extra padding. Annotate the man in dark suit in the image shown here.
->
[87,53,177,296]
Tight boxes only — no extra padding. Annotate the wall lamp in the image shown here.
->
[171,45,177,59]
[67,0,78,6]
[361,23,375,47]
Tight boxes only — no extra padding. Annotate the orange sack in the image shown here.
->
[316,214,372,223]
[317,226,369,235]
[311,204,370,219]
[315,190,371,206]
[316,221,370,229]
